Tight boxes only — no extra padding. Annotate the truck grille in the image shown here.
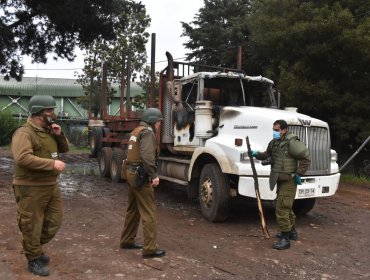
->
[288,125,331,175]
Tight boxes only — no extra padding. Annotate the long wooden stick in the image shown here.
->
[246,136,271,238]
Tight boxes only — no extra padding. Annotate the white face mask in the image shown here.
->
[273,131,281,140]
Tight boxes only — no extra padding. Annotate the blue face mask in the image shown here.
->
[273,131,281,140]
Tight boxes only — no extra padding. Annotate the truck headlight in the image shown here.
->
[331,150,338,162]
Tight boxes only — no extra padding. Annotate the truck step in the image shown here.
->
[158,156,191,164]
[158,175,189,186]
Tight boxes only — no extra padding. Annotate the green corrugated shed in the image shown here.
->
[0,77,144,118]
[0,77,142,97]
[0,77,83,97]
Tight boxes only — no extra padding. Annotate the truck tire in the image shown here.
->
[293,198,316,215]
[90,127,103,157]
[99,147,112,177]
[187,179,199,200]
[103,127,110,137]
[199,163,230,222]
[110,147,126,183]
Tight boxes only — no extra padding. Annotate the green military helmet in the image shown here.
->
[29,95,56,114]
[142,108,163,124]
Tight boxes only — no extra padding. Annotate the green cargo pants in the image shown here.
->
[13,184,63,261]
[120,169,158,255]
[276,178,297,232]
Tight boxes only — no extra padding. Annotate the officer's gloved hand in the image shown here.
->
[249,150,258,158]
[294,174,302,185]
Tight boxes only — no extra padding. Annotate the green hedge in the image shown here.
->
[0,110,22,145]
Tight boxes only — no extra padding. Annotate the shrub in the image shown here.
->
[0,111,21,145]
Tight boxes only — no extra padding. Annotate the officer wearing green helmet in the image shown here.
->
[11,95,69,276]
[250,119,310,250]
[119,107,166,258]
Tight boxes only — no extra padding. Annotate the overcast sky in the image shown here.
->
[22,0,203,79]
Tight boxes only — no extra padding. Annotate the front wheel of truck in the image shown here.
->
[199,163,230,222]
[293,198,316,215]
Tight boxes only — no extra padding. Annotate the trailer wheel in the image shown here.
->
[199,163,230,222]
[99,147,112,177]
[293,198,316,215]
[110,147,126,183]
[90,127,103,157]
[102,127,110,136]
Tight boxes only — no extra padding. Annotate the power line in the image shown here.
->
[24,56,189,70]
[24,68,83,71]
[144,56,190,66]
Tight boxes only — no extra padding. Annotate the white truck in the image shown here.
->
[90,52,341,222]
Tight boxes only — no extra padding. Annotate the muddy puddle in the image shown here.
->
[59,161,103,198]
[63,162,99,176]
[0,157,13,172]
[1,155,104,199]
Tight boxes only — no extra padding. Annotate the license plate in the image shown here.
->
[298,188,315,198]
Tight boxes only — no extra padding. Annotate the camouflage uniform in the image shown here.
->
[256,131,310,233]
[12,119,69,261]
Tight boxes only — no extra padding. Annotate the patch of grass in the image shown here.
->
[68,145,91,154]
[0,144,11,151]
[340,174,370,185]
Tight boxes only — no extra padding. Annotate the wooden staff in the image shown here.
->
[246,136,271,238]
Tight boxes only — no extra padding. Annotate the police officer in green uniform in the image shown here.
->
[120,108,166,258]
[11,95,69,276]
[250,119,310,250]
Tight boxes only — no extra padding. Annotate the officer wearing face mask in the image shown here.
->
[250,119,310,250]
[11,95,69,276]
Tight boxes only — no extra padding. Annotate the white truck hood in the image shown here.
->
[220,106,328,128]
[215,106,329,151]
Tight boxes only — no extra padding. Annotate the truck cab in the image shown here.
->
[158,53,340,222]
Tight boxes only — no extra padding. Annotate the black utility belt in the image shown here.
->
[127,164,141,172]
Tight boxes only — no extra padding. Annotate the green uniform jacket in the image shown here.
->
[126,121,159,179]
[12,118,69,186]
[256,131,311,190]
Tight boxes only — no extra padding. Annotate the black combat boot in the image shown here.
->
[273,232,290,250]
[276,226,298,241]
[142,249,166,259]
[289,226,298,240]
[38,253,50,264]
[28,258,50,276]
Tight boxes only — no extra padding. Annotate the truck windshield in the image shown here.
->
[202,77,275,107]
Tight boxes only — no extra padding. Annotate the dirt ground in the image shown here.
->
[1,149,370,280]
